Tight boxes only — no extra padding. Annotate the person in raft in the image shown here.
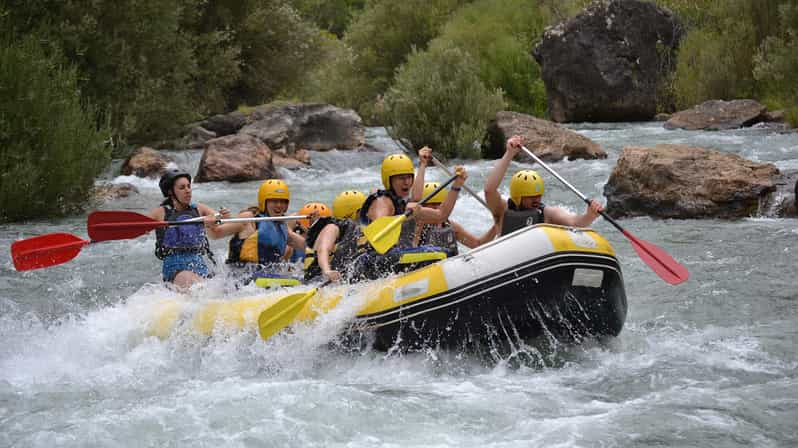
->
[149,168,239,289]
[484,135,604,236]
[286,201,332,265]
[410,146,500,255]
[303,190,368,283]
[350,153,468,280]
[224,179,306,284]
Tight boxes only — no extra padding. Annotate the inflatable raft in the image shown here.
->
[147,224,627,351]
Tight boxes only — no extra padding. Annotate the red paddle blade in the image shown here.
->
[11,233,89,271]
[623,230,689,285]
[88,210,165,241]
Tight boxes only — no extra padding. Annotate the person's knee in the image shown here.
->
[173,270,202,288]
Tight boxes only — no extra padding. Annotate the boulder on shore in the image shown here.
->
[664,99,768,131]
[533,0,682,122]
[484,111,606,161]
[195,134,278,182]
[240,103,364,151]
[604,144,779,219]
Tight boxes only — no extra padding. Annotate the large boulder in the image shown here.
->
[533,0,682,122]
[484,111,606,161]
[604,144,779,219]
[120,147,171,178]
[664,99,768,130]
[240,103,364,151]
[195,134,278,182]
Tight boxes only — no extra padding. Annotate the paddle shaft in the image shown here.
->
[429,156,489,210]
[89,214,309,230]
[387,129,490,211]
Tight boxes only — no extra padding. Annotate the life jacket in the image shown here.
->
[303,217,367,282]
[155,202,212,260]
[359,189,406,225]
[500,199,545,236]
[226,215,288,265]
[418,221,458,257]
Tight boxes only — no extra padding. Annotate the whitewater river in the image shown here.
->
[1,125,797,447]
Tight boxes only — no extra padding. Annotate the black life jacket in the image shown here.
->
[304,217,366,282]
[155,202,213,261]
[359,189,406,225]
[500,199,545,236]
[418,221,458,257]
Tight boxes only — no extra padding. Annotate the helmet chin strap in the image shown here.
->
[171,189,190,209]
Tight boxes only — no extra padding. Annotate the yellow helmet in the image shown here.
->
[509,170,544,206]
[381,154,414,190]
[422,182,447,204]
[333,190,367,219]
[257,179,290,212]
[297,202,331,229]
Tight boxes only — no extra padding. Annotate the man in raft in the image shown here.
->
[149,168,240,289]
[484,135,604,235]
[351,153,468,280]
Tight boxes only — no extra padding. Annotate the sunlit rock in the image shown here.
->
[604,144,779,219]
[664,99,768,131]
[195,134,277,182]
[120,147,171,178]
[484,111,606,161]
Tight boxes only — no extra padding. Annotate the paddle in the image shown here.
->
[11,233,90,271]
[363,172,460,254]
[87,210,309,242]
[258,280,332,341]
[520,145,689,285]
[388,131,490,211]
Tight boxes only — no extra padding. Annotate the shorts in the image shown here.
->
[162,253,212,283]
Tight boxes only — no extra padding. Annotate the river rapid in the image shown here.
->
[1,125,797,447]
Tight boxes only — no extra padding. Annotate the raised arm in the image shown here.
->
[484,135,524,218]
[413,166,467,224]
[411,146,432,202]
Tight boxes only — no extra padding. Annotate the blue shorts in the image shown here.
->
[162,253,212,282]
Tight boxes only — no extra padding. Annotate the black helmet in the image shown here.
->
[159,168,192,197]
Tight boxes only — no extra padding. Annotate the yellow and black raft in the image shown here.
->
[147,224,627,352]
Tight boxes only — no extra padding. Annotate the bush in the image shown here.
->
[435,0,552,116]
[0,30,111,222]
[311,0,466,122]
[753,3,798,126]
[385,43,505,158]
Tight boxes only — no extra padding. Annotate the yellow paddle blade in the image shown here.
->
[363,214,406,254]
[257,288,318,341]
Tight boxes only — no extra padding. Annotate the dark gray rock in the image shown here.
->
[533,0,682,122]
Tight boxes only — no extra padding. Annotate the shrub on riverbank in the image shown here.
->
[0,29,111,222]
[385,43,505,158]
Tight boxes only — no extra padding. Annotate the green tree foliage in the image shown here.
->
[1,0,325,143]
[290,0,366,37]
[434,0,552,116]
[385,43,505,158]
[753,3,798,125]
[0,28,111,222]
[657,0,784,108]
[312,0,466,122]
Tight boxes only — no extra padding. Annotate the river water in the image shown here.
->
[1,125,796,447]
